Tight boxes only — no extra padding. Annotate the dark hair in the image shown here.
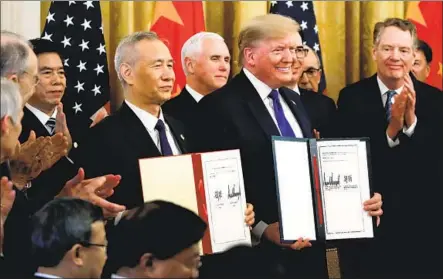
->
[29,38,63,60]
[105,200,206,273]
[31,197,104,267]
[416,39,433,64]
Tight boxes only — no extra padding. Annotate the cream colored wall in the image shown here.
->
[1,1,40,39]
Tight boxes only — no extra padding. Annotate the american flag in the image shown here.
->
[270,1,327,93]
[41,1,110,122]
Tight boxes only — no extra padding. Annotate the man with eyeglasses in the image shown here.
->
[31,197,108,279]
[286,45,337,138]
[336,18,443,278]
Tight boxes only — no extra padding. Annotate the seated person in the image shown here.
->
[104,200,206,279]
[30,197,107,279]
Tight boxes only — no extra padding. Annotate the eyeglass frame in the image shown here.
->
[301,67,322,78]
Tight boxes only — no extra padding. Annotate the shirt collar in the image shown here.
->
[34,272,62,278]
[25,103,57,125]
[243,68,274,101]
[292,84,300,95]
[125,100,166,132]
[111,274,127,279]
[185,84,204,103]
[376,76,404,96]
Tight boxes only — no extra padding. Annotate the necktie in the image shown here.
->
[269,89,296,137]
[45,117,56,135]
[385,90,397,122]
[155,119,173,156]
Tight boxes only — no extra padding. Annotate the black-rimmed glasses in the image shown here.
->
[302,67,321,78]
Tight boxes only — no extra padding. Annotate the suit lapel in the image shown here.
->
[117,102,161,158]
[22,107,51,138]
[235,72,281,137]
[280,87,312,137]
[364,75,388,125]
[164,115,187,154]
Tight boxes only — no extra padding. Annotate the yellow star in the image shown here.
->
[438,62,442,76]
[406,1,427,27]
[152,1,184,26]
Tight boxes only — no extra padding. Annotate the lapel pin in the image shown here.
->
[180,134,185,140]
[291,100,296,105]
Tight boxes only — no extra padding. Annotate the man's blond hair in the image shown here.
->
[238,14,300,67]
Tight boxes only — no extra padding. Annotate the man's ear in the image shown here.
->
[67,244,84,267]
[1,116,10,134]
[243,48,256,67]
[371,46,377,61]
[120,63,134,86]
[6,74,19,84]
[184,57,195,75]
[140,253,157,275]
[425,64,431,78]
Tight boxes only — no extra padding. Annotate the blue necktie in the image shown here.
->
[269,89,296,137]
[155,119,173,156]
[45,117,56,135]
[385,90,397,122]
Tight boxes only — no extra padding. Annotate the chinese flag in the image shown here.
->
[407,1,442,90]
[150,1,205,96]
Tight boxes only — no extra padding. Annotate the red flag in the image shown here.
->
[407,1,442,90]
[150,1,205,96]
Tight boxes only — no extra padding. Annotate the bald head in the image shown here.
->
[299,46,322,92]
[1,30,38,103]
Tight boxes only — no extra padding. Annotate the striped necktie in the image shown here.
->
[45,117,56,135]
[385,90,397,122]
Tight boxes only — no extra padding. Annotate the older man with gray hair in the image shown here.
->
[163,32,230,130]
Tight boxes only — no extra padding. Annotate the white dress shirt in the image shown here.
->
[25,103,58,134]
[376,76,417,148]
[243,68,304,138]
[292,84,301,95]
[186,84,204,103]
[125,100,182,155]
[111,274,127,278]
[34,272,62,278]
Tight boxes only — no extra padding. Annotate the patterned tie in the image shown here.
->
[45,117,56,135]
[385,90,397,122]
[155,119,173,156]
[269,89,296,137]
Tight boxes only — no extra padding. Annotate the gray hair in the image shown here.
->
[181,32,225,76]
[1,77,22,124]
[114,31,159,86]
[304,45,321,68]
[1,30,32,77]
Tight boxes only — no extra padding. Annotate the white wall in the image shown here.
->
[1,1,41,39]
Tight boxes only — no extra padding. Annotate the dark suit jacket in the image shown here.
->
[194,70,312,225]
[336,74,443,277]
[73,102,188,209]
[162,87,198,129]
[299,88,337,138]
[18,106,79,202]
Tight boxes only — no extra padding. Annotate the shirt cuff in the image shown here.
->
[114,211,125,225]
[251,221,268,244]
[386,133,400,148]
[403,117,417,137]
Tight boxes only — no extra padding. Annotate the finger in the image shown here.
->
[27,130,36,142]
[368,209,383,217]
[376,216,381,227]
[90,195,126,213]
[65,168,85,189]
[364,202,382,211]
[363,194,381,205]
[99,175,121,190]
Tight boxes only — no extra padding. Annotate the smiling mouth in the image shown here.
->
[276,67,291,73]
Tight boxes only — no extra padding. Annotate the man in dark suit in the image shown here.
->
[411,39,433,83]
[336,18,443,278]
[288,45,337,138]
[74,31,187,209]
[31,198,107,279]
[162,32,230,133]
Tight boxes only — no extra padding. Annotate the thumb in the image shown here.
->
[65,167,85,188]
[28,130,36,141]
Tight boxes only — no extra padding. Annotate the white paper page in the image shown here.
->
[316,140,374,240]
[273,140,317,241]
[201,150,251,253]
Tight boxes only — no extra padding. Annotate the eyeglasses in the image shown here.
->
[80,241,107,250]
[21,71,40,86]
[294,47,309,59]
[302,67,321,78]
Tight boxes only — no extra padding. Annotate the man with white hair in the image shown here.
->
[162,32,230,130]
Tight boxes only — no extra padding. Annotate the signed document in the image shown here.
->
[272,137,374,242]
[316,140,373,240]
[139,149,251,254]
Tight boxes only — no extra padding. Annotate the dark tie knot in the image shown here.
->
[268,89,280,101]
[386,90,397,98]
[155,119,166,132]
[46,117,56,126]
